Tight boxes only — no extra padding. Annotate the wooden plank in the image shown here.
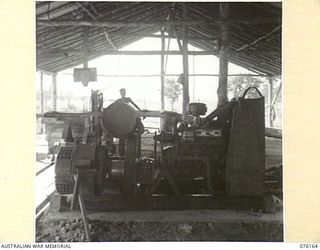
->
[78,188,91,241]
[71,173,80,211]
[36,162,54,176]
[35,190,55,215]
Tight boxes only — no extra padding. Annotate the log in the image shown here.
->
[265,127,282,139]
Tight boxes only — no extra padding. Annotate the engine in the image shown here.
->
[52,87,265,200]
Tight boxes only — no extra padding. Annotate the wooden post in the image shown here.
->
[268,77,274,127]
[160,30,165,111]
[160,30,166,129]
[217,3,229,107]
[40,71,44,114]
[192,47,195,101]
[52,73,57,111]
[39,71,44,133]
[83,25,89,69]
[81,15,90,87]
[182,4,190,121]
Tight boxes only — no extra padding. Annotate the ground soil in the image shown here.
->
[36,218,283,242]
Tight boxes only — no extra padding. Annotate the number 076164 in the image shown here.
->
[300,244,318,248]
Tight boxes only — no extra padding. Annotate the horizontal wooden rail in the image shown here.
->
[36,18,281,28]
[36,162,54,176]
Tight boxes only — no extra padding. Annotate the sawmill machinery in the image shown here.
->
[53,90,144,196]
[48,87,265,210]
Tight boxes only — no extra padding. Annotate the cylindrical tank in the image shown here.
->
[187,103,207,116]
[102,102,138,138]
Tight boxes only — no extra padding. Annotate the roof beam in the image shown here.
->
[37,48,280,58]
[37,20,209,28]
[236,25,282,52]
[36,17,280,28]
[76,3,117,50]
[37,47,279,54]
[128,33,218,42]
[36,3,80,19]
[61,73,272,78]
[37,49,217,56]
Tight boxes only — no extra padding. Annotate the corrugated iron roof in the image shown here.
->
[36,2,281,75]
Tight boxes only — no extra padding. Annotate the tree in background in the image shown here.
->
[228,76,266,99]
[164,78,182,111]
[228,76,282,128]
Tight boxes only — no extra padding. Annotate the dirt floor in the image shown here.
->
[36,218,283,242]
[36,209,283,242]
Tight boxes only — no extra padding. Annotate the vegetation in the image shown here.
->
[228,76,266,99]
[164,78,182,111]
[227,76,282,128]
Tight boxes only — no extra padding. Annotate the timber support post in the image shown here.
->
[160,30,166,128]
[40,71,44,133]
[217,3,229,107]
[268,77,274,127]
[182,3,190,121]
[83,25,89,69]
[161,31,165,111]
[52,73,57,111]
[81,13,90,87]
[40,71,44,114]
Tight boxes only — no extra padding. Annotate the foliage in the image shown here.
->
[164,78,182,111]
[228,76,266,98]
